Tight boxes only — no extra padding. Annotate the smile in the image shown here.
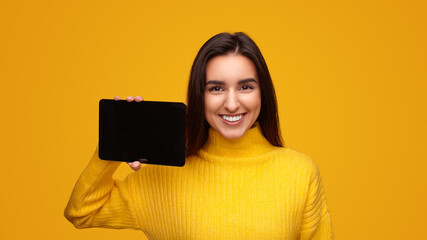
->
[219,113,247,123]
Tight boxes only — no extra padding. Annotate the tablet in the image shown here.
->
[98,99,186,167]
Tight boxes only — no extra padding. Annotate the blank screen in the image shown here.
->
[98,99,186,167]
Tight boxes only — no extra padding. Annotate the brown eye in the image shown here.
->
[209,86,223,92]
[240,85,254,90]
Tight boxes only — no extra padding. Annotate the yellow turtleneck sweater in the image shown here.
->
[64,123,334,239]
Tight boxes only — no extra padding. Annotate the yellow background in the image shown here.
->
[1,0,426,239]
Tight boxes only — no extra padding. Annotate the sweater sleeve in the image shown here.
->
[64,146,140,230]
[298,161,334,240]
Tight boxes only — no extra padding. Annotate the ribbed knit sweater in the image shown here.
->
[64,123,334,239]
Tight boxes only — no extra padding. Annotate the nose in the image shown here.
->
[224,89,240,112]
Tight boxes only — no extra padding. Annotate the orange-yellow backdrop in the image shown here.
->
[1,0,426,239]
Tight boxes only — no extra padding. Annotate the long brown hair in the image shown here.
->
[186,32,283,156]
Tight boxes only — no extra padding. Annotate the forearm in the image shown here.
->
[64,146,137,229]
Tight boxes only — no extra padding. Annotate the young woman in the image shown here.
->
[64,32,334,239]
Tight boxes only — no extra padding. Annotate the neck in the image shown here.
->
[200,122,278,159]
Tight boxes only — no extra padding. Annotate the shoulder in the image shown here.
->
[272,147,319,175]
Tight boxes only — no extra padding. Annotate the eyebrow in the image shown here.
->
[206,78,257,85]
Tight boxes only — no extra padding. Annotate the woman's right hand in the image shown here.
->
[114,95,145,171]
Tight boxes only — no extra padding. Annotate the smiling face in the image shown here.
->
[204,54,261,139]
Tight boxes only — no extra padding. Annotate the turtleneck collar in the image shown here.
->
[199,122,278,159]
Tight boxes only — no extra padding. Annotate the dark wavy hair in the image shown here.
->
[186,32,283,156]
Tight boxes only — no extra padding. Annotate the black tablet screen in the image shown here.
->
[98,99,186,167]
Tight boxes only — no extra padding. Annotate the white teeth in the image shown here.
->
[222,114,243,122]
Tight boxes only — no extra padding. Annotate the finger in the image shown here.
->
[127,161,141,171]
[114,96,121,101]
[126,96,134,102]
[132,161,141,171]
[135,96,143,102]
[127,162,135,170]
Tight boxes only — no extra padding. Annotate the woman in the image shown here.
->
[64,32,334,239]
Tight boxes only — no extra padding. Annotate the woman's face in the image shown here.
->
[204,54,261,139]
